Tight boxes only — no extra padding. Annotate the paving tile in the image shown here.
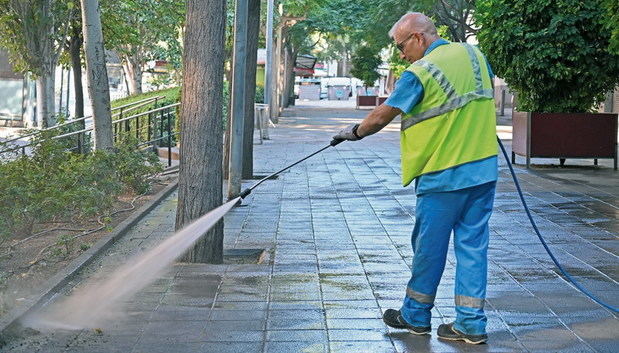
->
[200,342,263,353]
[328,329,390,341]
[131,342,203,353]
[329,340,395,353]
[263,341,328,353]
[265,329,327,342]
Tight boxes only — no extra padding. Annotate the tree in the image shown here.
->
[350,45,381,88]
[68,19,85,121]
[242,0,261,179]
[101,0,185,95]
[176,0,226,263]
[476,0,619,112]
[604,0,619,54]
[81,0,113,150]
[423,0,476,42]
[0,0,75,127]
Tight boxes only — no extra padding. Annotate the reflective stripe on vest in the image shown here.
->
[401,43,493,132]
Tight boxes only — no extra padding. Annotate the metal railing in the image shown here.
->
[1,100,179,168]
[2,100,271,167]
[0,95,165,154]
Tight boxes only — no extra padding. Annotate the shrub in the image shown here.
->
[0,133,162,241]
[255,84,264,104]
[476,0,619,112]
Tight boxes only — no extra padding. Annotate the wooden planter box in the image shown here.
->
[355,95,389,109]
[512,111,618,169]
[356,95,378,109]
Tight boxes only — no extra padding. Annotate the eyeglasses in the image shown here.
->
[396,32,422,52]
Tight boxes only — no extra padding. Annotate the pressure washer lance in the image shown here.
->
[233,138,344,200]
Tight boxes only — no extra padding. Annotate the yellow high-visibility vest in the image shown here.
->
[400,42,497,186]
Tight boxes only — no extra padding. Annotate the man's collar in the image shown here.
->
[424,38,450,56]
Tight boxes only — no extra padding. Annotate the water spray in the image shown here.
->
[22,138,344,331]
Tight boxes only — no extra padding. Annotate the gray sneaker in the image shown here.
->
[382,309,431,335]
[437,322,488,344]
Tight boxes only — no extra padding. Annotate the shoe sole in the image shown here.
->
[438,335,487,345]
[383,320,430,335]
[407,328,431,336]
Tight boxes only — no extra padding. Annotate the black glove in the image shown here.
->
[333,123,363,141]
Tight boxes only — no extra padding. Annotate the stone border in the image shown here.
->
[0,179,179,340]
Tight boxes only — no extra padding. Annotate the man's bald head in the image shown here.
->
[388,12,438,40]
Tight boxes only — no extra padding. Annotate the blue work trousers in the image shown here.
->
[400,181,496,335]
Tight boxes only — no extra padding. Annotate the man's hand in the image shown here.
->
[333,123,363,141]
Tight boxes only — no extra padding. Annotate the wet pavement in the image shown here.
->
[2,100,618,352]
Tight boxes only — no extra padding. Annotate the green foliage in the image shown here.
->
[0,0,76,75]
[604,0,619,54]
[55,234,75,258]
[101,0,185,83]
[255,85,265,104]
[0,133,162,241]
[111,87,181,112]
[476,0,619,112]
[350,45,382,87]
[388,48,410,79]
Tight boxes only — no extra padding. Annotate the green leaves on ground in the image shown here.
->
[476,0,619,112]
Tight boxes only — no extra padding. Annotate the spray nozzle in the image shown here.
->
[239,188,252,199]
[330,138,344,147]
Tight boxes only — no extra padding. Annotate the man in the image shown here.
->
[333,12,497,344]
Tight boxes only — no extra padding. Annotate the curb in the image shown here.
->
[0,179,179,341]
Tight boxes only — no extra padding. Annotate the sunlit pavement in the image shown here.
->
[4,99,618,353]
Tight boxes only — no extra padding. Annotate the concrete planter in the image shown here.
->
[511,110,618,169]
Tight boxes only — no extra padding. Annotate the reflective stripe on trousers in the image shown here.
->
[400,181,496,335]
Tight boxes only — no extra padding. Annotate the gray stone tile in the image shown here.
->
[131,342,203,353]
[200,342,263,353]
[328,329,390,341]
[329,340,395,353]
[326,318,387,330]
[205,320,264,331]
[200,330,263,342]
[264,341,328,353]
[265,329,327,342]
[209,309,267,321]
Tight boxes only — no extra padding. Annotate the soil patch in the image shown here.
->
[0,175,176,321]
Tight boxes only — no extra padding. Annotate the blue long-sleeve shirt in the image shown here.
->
[385,39,498,195]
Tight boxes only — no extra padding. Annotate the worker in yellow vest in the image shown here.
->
[334,12,497,345]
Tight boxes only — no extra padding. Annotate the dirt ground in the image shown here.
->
[0,175,176,321]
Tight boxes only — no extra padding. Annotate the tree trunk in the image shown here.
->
[69,24,85,121]
[274,25,284,115]
[122,53,143,95]
[241,0,260,179]
[81,0,113,151]
[35,71,55,128]
[176,0,226,264]
[282,45,295,108]
[223,78,232,181]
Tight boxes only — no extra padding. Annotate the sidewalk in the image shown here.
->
[3,100,618,353]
